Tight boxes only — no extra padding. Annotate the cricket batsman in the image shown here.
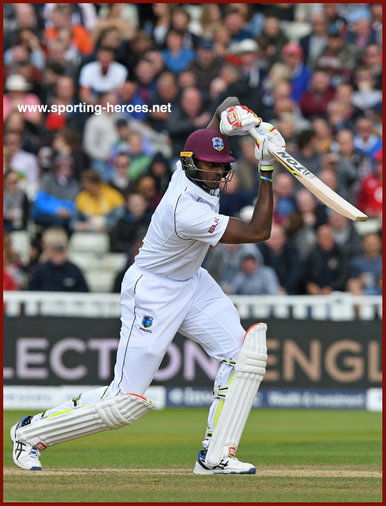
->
[11,97,286,474]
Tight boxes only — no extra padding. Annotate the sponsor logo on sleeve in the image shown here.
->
[208,217,220,234]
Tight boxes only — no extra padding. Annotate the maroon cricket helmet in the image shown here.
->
[183,129,235,163]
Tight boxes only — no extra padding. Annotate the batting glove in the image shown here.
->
[254,122,286,171]
[220,105,262,136]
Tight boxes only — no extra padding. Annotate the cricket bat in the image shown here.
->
[249,127,368,222]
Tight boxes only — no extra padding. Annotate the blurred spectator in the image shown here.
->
[316,23,361,86]
[290,129,322,178]
[3,74,42,125]
[127,132,154,181]
[200,4,223,39]
[219,173,255,217]
[116,79,148,122]
[345,6,378,50]
[294,188,327,230]
[353,117,382,159]
[362,44,382,90]
[229,246,280,296]
[109,192,151,253]
[44,4,94,55]
[320,152,357,202]
[79,47,128,105]
[234,39,264,90]
[92,4,136,43]
[212,24,231,59]
[72,169,125,232]
[299,12,328,69]
[320,4,347,35]
[142,3,171,49]
[326,99,355,134]
[312,118,332,154]
[299,69,335,120]
[273,173,297,224]
[161,29,195,74]
[256,15,288,70]
[335,129,372,181]
[146,152,172,196]
[4,4,40,50]
[29,227,89,292]
[4,27,45,71]
[351,68,382,114]
[3,170,29,232]
[281,42,311,103]
[148,71,178,132]
[4,111,37,154]
[46,75,85,132]
[347,233,382,296]
[171,7,199,49]
[225,9,253,43]
[236,137,260,192]
[356,149,382,219]
[188,39,224,93]
[134,57,158,104]
[204,243,247,290]
[32,155,80,230]
[135,175,161,214]
[258,223,302,294]
[303,224,350,295]
[327,211,362,259]
[107,152,132,198]
[4,130,39,199]
[82,93,119,180]
[167,86,211,157]
[3,231,26,289]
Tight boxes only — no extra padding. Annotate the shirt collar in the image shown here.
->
[176,160,220,204]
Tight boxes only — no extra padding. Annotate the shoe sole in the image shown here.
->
[10,424,42,471]
[193,462,256,475]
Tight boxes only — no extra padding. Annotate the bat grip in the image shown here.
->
[248,127,277,154]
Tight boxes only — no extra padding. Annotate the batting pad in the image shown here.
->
[16,393,155,450]
[205,323,267,467]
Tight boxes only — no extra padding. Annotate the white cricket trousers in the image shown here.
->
[107,264,246,433]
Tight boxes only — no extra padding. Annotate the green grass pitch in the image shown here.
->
[3,408,382,503]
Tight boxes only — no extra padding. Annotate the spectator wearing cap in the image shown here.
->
[161,28,195,74]
[32,155,80,231]
[44,4,94,56]
[29,227,89,292]
[353,117,382,159]
[299,69,335,120]
[315,23,361,86]
[299,12,328,69]
[233,39,264,90]
[79,47,128,105]
[188,38,224,93]
[72,169,125,233]
[281,43,311,103]
[4,130,39,200]
[356,150,382,219]
[3,74,42,125]
[3,170,29,232]
[345,6,378,50]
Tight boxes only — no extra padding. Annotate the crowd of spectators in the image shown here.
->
[3,3,382,297]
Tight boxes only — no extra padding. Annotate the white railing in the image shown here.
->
[3,291,382,321]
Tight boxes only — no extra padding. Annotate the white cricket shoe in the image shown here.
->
[193,449,256,475]
[10,416,42,471]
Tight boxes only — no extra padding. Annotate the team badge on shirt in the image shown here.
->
[212,137,224,151]
[142,315,153,328]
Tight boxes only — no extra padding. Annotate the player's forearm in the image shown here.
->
[220,180,273,244]
[206,97,241,131]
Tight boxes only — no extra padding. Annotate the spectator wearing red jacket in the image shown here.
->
[356,149,382,219]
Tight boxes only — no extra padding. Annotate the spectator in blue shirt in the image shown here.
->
[347,233,382,296]
[161,29,195,74]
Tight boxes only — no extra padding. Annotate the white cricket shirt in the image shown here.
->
[135,161,229,280]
